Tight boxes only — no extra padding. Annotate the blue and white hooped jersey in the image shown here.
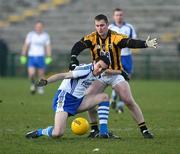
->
[108,22,137,56]
[58,63,97,98]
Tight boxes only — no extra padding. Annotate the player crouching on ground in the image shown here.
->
[26,55,120,139]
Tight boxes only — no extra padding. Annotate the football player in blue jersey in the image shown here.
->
[26,55,120,139]
[20,21,52,94]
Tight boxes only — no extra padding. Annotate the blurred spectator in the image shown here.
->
[20,20,52,94]
[0,38,9,77]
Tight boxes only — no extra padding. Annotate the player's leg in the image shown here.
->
[26,89,69,139]
[78,93,110,135]
[113,80,153,139]
[27,56,37,94]
[116,55,133,113]
[37,68,45,94]
[77,93,109,112]
[37,56,46,94]
[26,111,68,139]
[78,93,120,139]
[85,80,106,137]
[40,111,68,138]
[28,67,36,94]
[86,79,120,138]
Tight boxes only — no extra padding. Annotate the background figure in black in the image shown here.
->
[0,38,9,77]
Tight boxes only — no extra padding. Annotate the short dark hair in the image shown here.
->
[95,55,110,67]
[94,14,108,24]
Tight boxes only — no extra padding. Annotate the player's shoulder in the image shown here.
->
[84,31,96,39]
[27,31,35,36]
[75,63,92,71]
[123,22,135,29]
[110,30,127,38]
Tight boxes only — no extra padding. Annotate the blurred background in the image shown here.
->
[0,0,180,79]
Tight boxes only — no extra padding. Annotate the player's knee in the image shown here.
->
[52,129,64,138]
[123,97,135,107]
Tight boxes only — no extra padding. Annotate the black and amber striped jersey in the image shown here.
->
[71,29,147,71]
[82,30,127,70]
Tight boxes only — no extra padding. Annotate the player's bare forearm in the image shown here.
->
[21,43,29,55]
[36,72,72,87]
[46,44,52,57]
[47,72,73,84]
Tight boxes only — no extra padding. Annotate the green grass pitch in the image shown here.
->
[0,78,180,154]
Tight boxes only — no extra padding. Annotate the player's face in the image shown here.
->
[95,20,109,38]
[34,22,43,34]
[113,11,123,24]
[93,60,108,76]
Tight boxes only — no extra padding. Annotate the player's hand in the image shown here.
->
[145,36,157,48]
[20,56,27,64]
[69,55,79,70]
[121,70,130,81]
[45,56,52,65]
[36,79,48,87]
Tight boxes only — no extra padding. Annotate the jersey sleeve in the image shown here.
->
[114,33,128,45]
[72,68,90,78]
[72,64,91,78]
[82,33,94,48]
[25,32,32,44]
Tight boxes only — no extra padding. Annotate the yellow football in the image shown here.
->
[71,117,89,135]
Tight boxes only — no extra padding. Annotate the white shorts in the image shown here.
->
[98,74,125,87]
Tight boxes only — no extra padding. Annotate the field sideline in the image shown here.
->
[0,78,180,154]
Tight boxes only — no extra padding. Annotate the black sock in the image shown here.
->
[138,122,148,133]
[90,122,99,131]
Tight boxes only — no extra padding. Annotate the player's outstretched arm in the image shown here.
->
[36,72,73,87]
[118,36,158,49]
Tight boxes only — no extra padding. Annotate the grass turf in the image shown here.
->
[0,78,180,154]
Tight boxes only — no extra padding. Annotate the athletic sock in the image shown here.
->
[39,126,54,137]
[138,122,148,133]
[98,101,110,135]
[90,122,99,132]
